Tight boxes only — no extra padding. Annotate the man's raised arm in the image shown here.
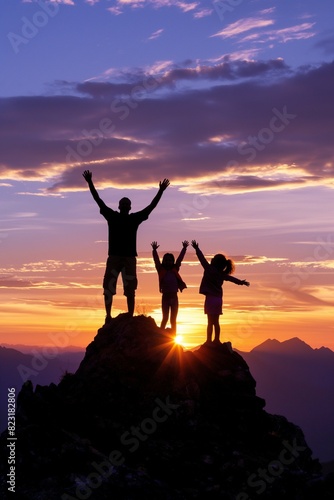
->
[82,170,104,208]
[143,179,170,215]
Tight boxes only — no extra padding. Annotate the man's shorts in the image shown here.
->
[204,295,223,316]
[103,256,137,296]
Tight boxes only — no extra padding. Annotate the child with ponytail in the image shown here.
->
[191,240,250,344]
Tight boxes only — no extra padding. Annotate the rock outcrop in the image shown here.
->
[1,314,332,499]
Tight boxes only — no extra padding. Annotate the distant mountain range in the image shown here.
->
[0,345,84,432]
[1,336,333,464]
[237,337,334,463]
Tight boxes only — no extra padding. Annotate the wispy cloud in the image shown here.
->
[211,13,315,48]
[23,0,75,4]
[279,286,334,307]
[193,8,212,18]
[0,259,105,289]
[181,216,210,221]
[240,23,316,44]
[148,28,164,41]
[11,212,38,218]
[274,22,316,42]
[107,6,123,15]
[108,0,200,14]
[117,0,145,7]
[211,17,275,39]
[16,192,65,198]
[22,0,204,15]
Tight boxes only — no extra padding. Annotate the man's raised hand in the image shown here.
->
[159,179,170,191]
[191,240,199,250]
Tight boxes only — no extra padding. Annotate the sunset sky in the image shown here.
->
[1,0,334,351]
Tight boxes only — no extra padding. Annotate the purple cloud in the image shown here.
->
[0,58,333,194]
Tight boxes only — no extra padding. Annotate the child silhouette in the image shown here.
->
[191,240,250,344]
[151,241,188,334]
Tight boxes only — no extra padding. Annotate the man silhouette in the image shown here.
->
[83,170,170,323]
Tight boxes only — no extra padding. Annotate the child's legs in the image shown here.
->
[207,315,220,342]
[160,294,170,329]
[170,295,179,333]
[206,315,214,342]
[205,296,222,342]
[212,316,220,341]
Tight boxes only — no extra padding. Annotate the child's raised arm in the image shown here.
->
[175,240,189,269]
[191,240,210,270]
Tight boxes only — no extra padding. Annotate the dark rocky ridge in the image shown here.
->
[0,314,333,499]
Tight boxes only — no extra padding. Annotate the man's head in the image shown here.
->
[118,197,131,214]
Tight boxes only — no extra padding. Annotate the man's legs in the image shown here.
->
[103,256,137,319]
[103,256,121,323]
[122,257,137,316]
[104,294,113,323]
[127,294,135,317]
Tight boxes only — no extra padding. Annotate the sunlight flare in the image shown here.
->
[174,334,183,345]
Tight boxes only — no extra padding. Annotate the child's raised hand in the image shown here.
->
[82,170,92,182]
[182,240,189,248]
[242,280,250,287]
[191,240,199,249]
[151,241,159,250]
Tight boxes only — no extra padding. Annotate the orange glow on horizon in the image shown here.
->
[1,282,334,351]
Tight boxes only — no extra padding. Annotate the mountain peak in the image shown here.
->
[281,337,313,353]
[251,338,281,352]
[252,337,313,355]
[0,314,327,499]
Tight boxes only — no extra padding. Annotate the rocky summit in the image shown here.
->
[0,314,333,499]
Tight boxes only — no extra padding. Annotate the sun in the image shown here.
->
[174,334,183,345]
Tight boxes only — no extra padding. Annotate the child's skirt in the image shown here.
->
[204,295,222,315]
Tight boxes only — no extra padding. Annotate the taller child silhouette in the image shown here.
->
[83,170,170,323]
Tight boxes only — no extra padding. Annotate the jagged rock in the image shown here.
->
[0,314,332,499]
